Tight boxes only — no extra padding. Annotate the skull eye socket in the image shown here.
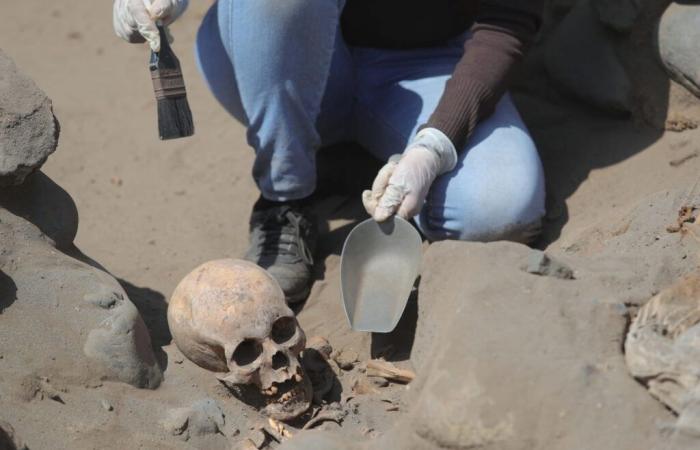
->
[271,317,297,344]
[232,339,262,366]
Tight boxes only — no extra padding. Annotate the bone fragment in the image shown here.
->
[352,376,380,395]
[302,409,346,430]
[366,359,415,383]
[333,349,359,370]
[240,438,259,450]
[266,418,294,439]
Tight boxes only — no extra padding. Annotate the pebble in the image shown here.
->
[526,251,575,280]
[249,429,266,448]
[332,349,358,371]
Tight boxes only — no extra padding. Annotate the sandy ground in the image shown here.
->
[3,0,700,448]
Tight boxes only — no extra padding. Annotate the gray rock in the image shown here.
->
[658,3,700,98]
[279,431,359,450]
[667,399,700,449]
[386,241,671,450]
[162,398,225,440]
[0,50,59,187]
[592,0,640,33]
[545,0,632,113]
[0,172,78,249]
[0,420,27,450]
[0,176,162,389]
[525,250,575,279]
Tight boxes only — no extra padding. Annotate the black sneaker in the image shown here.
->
[244,199,316,303]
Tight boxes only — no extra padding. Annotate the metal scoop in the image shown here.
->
[340,216,422,332]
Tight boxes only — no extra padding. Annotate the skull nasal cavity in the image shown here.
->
[232,339,262,366]
[272,351,289,370]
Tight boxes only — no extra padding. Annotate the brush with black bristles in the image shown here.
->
[149,25,194,140]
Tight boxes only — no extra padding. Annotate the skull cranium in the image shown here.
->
[168,259,312,420]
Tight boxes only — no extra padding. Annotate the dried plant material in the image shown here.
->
[667,205,698,233]
[665,116,699,132]
[366,359,415,383]
[669,151,698,167]
[38,377,65,403]
[625,270,700,413]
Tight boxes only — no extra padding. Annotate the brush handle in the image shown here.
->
[149,25,186,99]
[149,26,178,71]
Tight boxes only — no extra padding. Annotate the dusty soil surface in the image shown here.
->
[2,0,700,449]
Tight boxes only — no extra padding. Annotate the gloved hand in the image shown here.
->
[113,0,189,52]
[362,128,458,222]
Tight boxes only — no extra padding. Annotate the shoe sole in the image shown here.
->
[285,285,311,304]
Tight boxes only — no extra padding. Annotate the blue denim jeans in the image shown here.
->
[194,0,546,242]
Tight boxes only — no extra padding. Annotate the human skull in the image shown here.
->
[168,259,312,420]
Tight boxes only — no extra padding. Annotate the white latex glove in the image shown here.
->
[362,128,459,222]
[113,0,188,51]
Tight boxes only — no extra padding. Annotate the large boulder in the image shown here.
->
[377,241,669,450]
[282,241,675,449]
[544,0,632,113]
[0,420,26,450]
[658,2,700,98]
[0,173,162,390]
[0,50,59,186]
[591,0,640,33]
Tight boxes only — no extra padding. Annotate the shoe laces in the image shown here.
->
[251,206,314,266]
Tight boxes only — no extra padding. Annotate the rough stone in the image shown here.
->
[0,49,59,186]
[591,0,640,33]
[279,431,359,450]
[387,241,671,450]
[0,174,162,389]
[332,349,358,371]
[658,3,700,98]
[0,420,27,450]
[162,398,225,440]
[525,250,575,279]
[545,0,632,113]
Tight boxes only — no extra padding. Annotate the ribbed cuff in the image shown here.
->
[408,127,458,174]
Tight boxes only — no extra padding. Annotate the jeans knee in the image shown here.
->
[416,199,544,243]
[416,170,546,243]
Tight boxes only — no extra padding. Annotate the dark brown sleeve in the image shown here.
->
[424,1,544,150]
